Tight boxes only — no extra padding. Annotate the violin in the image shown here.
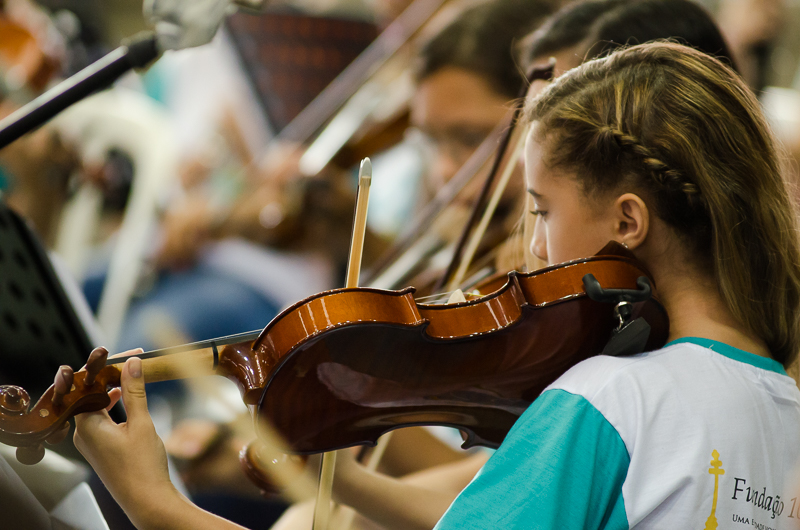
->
[0,14,58,99]
[0,241,668,464]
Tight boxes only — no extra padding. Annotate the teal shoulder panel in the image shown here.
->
[435,389,630,530]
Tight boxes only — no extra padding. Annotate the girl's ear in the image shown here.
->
[614,193,649,249]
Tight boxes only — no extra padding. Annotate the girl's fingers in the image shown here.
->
[73,407,112,450]
[109,347,145,359]
[120,358,148,423]
[106,388,122,411]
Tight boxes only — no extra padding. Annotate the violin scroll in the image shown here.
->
[0,347,122,464]
[0,386,45,464]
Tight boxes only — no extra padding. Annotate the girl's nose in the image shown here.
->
[531,216,548,263]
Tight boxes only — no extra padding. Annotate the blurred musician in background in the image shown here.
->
[113,0,557,355]
[158,0,559,506]
[0,0,75,247]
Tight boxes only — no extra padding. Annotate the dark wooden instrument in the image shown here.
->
[0,16,57,97]
[0,242,668,463]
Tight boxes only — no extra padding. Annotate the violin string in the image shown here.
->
[415,287,485,304]
[415,291,458,303]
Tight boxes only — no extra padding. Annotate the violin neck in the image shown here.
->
[106,330,262,384]
[138,347,217,383]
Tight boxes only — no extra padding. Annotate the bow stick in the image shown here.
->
[445,128,528,291]
[313,158,373,530]
[363,127,500,287]
[435,62,555,291]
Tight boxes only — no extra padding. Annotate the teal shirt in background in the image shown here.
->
[434,389,630,529]
[0,165,12,192]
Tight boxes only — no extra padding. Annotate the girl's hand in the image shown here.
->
[74,357,178,526]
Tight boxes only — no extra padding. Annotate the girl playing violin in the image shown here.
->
[305,3,748,529]
[434,40,800,528]
[71,39,800,529]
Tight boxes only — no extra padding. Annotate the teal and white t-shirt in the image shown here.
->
[435,338,800,529]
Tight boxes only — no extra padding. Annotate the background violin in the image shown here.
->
[0,15,57,99]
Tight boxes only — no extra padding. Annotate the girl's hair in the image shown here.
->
[526,41,800,366]
[520,0,735,71]
[415,0,558,98]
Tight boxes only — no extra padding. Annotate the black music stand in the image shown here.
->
[0,199,93,400]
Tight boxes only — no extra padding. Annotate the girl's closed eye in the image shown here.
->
[530,209,547,218]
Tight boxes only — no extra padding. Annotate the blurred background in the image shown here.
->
[3,0,800,527]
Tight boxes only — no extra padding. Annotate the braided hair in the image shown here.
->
[591,124,708,239]
[526,42,800,366]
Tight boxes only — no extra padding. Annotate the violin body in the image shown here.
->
[0,244,667,461]
[230,243,668,452]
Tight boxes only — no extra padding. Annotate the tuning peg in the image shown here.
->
[16,444,45,465]
[84,347,108,386]
[45,422,71,445]
[0,385,30,416]
[52,366,74,408]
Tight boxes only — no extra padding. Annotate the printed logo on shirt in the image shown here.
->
[711,451,796,529]
[730,477,786,526]
[704,450,724,530]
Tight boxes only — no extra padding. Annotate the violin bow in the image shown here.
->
[445,128,528,292]
[434,62,556,292]
[313,158,373,530]
[318,157,390,530]
[363,127,500,286]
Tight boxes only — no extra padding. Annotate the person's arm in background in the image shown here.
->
[335,450,489,530]
[270,449,488,530]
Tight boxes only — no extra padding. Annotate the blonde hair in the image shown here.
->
[526,41,800,366]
